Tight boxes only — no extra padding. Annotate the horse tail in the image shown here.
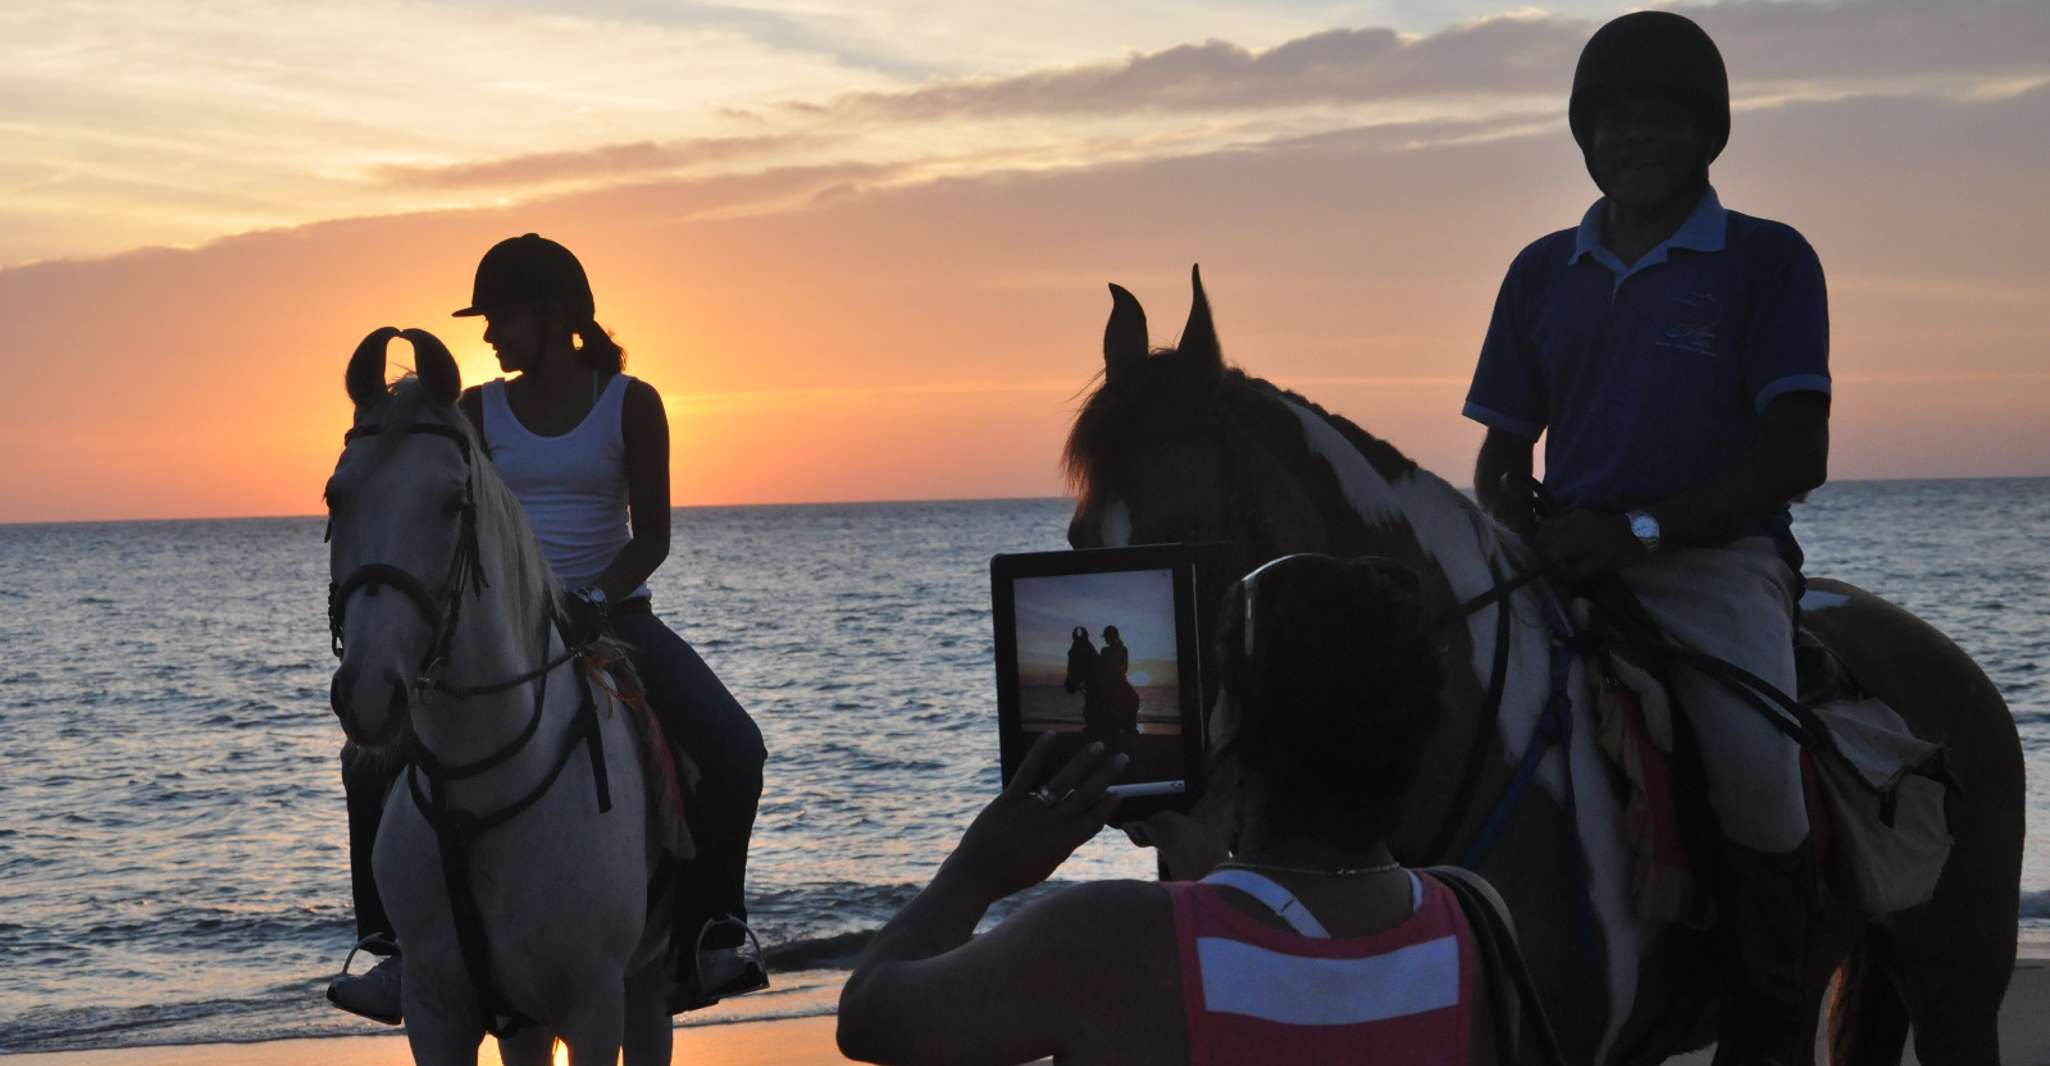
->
[1825,926,1909,1066]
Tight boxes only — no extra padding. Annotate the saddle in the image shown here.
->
[1581,597,1955,922]
[1487,479,1954,921]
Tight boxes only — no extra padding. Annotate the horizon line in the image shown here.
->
[4,473,2046,529]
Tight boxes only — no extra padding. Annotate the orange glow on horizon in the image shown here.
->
[3,83,2047,525]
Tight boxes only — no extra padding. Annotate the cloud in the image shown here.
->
[13,0,2044,268]
[3,73,2044,521]
[816,0,2050,120]
[373,134,827,190]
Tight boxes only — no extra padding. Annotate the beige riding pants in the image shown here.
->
[1615,537,1808,853]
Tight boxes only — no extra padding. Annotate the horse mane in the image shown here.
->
[1063,354,1514,567]
[370,377,564,644]
[1063,351,1425,497]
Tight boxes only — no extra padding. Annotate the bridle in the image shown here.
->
[326,421,487,684]
[326,420,588,700]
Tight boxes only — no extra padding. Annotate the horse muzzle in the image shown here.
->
[331,658,409,747]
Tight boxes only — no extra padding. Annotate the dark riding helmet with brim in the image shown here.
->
[451,233,595,321]
[1569,11,1730,166]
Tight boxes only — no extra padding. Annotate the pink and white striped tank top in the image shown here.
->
[1166,868,1477,1065]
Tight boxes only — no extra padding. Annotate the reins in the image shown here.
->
[404,599,613,1036]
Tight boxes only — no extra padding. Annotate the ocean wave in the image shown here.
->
[2022,889,2050,921]
[4,904,352,958]
[0,977,362,1055]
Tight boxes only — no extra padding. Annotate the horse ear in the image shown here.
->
[403,328,462,406]
[1177,264,1223,385]
[1104,283,1149,386]
[347,327,401,408]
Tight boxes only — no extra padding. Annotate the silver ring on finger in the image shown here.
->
[1032,785,1060,808]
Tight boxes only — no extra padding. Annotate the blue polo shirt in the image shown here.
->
[1463,187,1830,567]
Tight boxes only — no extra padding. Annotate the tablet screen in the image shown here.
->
[992,545,1222,819]
[1012,567,1187,797]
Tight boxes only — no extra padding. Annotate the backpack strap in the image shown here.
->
[1423,866,1567,1066]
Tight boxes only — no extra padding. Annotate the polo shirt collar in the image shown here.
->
[1570,185,1727,275]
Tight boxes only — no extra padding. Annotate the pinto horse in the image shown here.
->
[326,328,673,1065]
[1063,270,2023,1065]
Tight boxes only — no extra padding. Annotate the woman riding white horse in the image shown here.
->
[330,236,769,1025]
[326,328,671,1064]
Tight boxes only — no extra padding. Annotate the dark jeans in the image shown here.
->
[608,599,767,945]
[340,598,766,951]
[342,743,399,945]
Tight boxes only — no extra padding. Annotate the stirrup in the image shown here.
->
[347,932,400,964]
[669,916,769,1013]
[326,933,404,1025]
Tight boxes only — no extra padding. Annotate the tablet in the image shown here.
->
[990,545,1222,821]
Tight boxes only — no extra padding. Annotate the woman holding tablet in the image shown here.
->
[839,554,1528,1065]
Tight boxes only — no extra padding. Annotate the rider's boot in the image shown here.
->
[1716,838,1819,1065]
[326,933,404,1025]
[666,908,769,1013]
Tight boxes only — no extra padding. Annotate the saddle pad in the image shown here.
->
[1809,697,1953,914]
[585,651,696,866]
[1592,648,1953,919]
[1592,670,1696,923]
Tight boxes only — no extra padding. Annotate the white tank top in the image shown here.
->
[482,373,649,598]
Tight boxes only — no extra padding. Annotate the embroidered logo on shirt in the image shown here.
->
[1657,290,1720,356]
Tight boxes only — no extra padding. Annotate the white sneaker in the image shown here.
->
[327,942,403,1025]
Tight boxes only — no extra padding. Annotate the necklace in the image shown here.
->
[1214,859,1403,878]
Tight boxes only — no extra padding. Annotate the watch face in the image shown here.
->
[1631,514,1660,539]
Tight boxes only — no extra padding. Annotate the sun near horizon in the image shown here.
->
[2,1,2045,525]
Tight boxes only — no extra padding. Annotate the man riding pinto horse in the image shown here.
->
[1466,13,1830,1063]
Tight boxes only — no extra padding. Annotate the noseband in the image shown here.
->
[326,422,488,682]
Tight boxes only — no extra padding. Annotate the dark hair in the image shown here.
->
[1215,555,1447,844]
[573,318,626,373]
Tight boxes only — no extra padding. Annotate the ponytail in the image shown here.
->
[574,319,625,372]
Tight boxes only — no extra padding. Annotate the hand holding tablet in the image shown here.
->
[990,544,1226,823]
[943,733,1130,900]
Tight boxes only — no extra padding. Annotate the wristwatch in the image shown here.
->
[576,584,609,613]
[1624,510,1661,556]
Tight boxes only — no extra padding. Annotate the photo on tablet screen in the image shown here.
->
[1011,568,1185,789]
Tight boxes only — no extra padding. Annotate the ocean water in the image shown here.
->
[1,481,2044,1053]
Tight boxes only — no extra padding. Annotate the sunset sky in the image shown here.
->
[2,0,2045,522]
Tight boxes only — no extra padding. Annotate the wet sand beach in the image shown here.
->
[12,953,2046,1066]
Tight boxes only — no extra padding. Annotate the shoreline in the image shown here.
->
[11,954,2049,1065]
[0,1016,844,1066]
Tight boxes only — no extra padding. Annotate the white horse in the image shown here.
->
[326,327,673,1065]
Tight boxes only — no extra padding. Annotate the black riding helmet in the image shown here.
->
[1569,11,1730,165]
[451,233,594,321]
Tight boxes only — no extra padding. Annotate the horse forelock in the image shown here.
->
[341,376,561,647]
[1063,357,1207,510]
